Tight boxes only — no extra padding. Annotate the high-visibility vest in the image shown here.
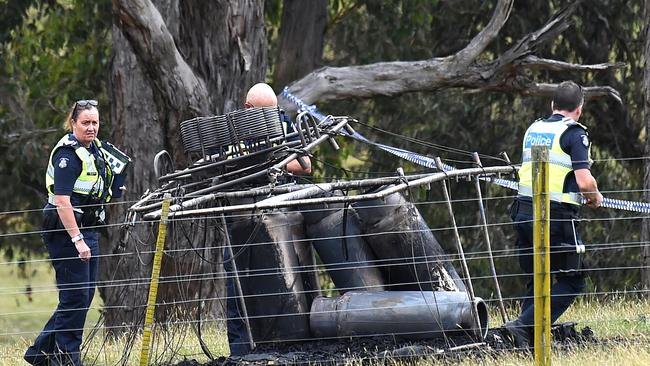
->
[518,117,590,205]
[45,134,113,203]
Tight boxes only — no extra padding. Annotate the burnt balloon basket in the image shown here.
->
[179,107,286,162]
[129,109,519,360]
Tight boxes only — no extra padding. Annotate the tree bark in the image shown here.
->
[103,0,266,330]
[272,0,327,93]
[642,0,650,291]
[101,0,630,332]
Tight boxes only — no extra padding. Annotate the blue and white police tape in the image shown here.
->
[282,88,650,214]
[282,87,455,172]
[282,87,328,121]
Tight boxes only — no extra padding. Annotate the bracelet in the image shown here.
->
[71,233,84,243]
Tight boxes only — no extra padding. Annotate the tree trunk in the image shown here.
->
[102,0,266,330]
[272,0,327,93]
[642,0,650,291]
[100,0,629,332]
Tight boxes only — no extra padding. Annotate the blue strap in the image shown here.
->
[282,88,650,214]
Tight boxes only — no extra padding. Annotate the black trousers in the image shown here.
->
[25,230,99,366]
[510,199,586,327]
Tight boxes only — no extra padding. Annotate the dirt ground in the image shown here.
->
[168,323,594,366]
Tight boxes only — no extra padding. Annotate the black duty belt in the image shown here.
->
[513,198,580,219]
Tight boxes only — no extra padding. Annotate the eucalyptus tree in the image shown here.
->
[105,0,636,329]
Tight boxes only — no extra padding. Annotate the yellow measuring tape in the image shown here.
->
[139,194,172,366]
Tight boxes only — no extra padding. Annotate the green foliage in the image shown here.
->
[0,0,647,294]
[0,0,111,254]
[309,0,647,293]
[264,0,283,83]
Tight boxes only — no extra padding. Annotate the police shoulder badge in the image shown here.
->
[581,134,589,148]
[58,157,69,168]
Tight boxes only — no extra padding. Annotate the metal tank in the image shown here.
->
[310,291,488,340]
[229,209,311,342]
[352,191,467,292]
[285,210,321,303]
[302,196,386,293]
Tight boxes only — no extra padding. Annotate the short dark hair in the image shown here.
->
[552,81,584,112]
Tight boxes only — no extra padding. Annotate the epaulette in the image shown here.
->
[60,135,81,148]
[562,118,588,132]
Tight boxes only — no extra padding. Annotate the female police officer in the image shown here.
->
[25,100,128,366]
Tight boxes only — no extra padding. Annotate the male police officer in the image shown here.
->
[506,81,603,348]
[225,83,311,356]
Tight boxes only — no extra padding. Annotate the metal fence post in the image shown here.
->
[472,152,508,324]
[532,146,551,365]
[139,193,172,366]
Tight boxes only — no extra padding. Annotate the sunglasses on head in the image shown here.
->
[72,99,98,119]
[76,99,98,107]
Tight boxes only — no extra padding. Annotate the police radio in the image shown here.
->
[101,141,132,174]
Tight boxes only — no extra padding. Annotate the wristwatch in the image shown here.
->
[71,233,84,243]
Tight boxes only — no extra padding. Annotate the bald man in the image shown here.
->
[225,83,311,356]
[244,83,311,174]
[244,83,277,109]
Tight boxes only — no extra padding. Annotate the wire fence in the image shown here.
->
[2,149,650,366]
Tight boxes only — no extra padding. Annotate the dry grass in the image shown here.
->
[1,261,649,365]
[450,341,650,366]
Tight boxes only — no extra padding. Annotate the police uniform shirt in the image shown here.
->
[283,114,300,142]
[518,114,590,208]
[51,135,122,206]
[547,113,591,194]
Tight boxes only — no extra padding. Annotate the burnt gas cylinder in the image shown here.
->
[300,191,346,226]
[284,210,321,303]
[229,209,311,342]
[304,206,385,292]
[310,291,488,340]
[352,191,467,292]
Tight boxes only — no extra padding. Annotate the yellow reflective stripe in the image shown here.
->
[522,150,573,168]
[45,134,104,197]
[518,117,586,206]
[517,185,582,205]
[72,178,102,193]
[520,161,572,193]
[71,150,103,195]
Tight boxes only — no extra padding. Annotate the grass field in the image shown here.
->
[0,259,104,365]
[1,261,649,365]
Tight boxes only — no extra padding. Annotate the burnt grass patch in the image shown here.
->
[168,322,596,365]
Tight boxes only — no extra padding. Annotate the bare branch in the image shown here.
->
[3,128,60,140]
[527,83,623,104]
[494,2,580,67]
[111,0,209,115]
[519,55,626,72]
[452,0,514,67]
[279,1,624,115]
[278,59,456,114]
